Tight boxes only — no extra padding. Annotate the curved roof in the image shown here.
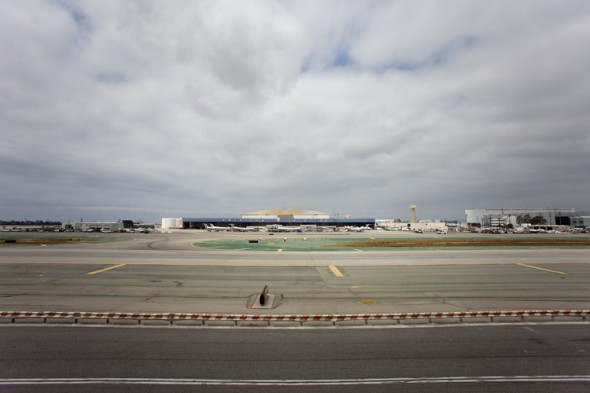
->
[243,209,328,216]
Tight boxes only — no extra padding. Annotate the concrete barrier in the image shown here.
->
[141,320,172,326]
[172,320,203,327]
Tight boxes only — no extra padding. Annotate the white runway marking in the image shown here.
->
[516,262,568,275]
[1,376,589,386]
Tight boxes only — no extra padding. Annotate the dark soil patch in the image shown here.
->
[328,238,590,248]
[0,237,83,245]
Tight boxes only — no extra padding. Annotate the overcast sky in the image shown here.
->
[1,0,589,222]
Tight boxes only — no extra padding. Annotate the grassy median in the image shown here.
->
[197,236,590,251]
[328,237,590,248]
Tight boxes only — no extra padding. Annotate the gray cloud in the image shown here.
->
[1,0,589,222]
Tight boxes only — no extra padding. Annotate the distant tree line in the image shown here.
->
[0,220,62,226]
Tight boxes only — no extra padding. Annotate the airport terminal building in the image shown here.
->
[465,208,576,228]
[162,209,375,231]
[162,207,590,232]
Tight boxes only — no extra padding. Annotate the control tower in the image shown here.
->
[410,204,416,224]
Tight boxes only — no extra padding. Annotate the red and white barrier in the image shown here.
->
[0,309,588,325]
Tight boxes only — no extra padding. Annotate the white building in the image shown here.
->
[66,221,122,232]
[571,215,590,229]
[161,218,183,230]
[241,209,330,220]
[375,219,447,232]
[465,208,575,228]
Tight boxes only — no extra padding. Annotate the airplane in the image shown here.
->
[204,223,231,232]
[281,226,301,232]
[268,225,301,232]
[344,225,371,232]
[230,224,260,232]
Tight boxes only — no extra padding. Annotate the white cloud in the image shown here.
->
[1,0,589,221]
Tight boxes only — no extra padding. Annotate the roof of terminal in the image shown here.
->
[182,217,375,224]
[242,209,328,216]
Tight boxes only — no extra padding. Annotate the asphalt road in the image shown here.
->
[0,324,589,393]
[0,232,589,314]
[0,262,588,314]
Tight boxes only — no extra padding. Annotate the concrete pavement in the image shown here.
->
[1,232,589,314]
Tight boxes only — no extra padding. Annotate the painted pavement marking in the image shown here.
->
[87,264,126,275]
[328,265,344,277]
[1,376,589,386]
[516,263,568,275]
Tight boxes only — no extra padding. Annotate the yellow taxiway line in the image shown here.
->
[87,264,126,275]
[516,263,568,276]
[329,265,344,277]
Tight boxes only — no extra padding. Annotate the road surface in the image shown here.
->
[0,324,589,393]
[0,232,589,313]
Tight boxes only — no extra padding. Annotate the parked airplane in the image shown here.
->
[204,223,231,232]
[268,225,301,232]
[230,224,260,232]
[528,228,546,233]
[345,225,371,232]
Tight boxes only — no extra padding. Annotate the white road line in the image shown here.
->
[516,263,568,275]
[1,376,589,386]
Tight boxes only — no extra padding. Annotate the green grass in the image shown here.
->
[196,237,364,251]
[195,236,590,252]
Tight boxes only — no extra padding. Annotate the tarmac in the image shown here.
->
[1,231,589,316]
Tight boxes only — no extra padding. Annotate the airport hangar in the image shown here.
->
[162,209,375,230]
[465,208,576,228]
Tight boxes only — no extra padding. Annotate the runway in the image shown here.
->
[0,232,589,314]
[2,231,590,266]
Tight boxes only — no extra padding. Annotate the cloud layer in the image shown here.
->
[1,0,589,222]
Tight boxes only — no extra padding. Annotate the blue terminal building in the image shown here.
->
[181,217,376,230]
[176,209,375,231]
